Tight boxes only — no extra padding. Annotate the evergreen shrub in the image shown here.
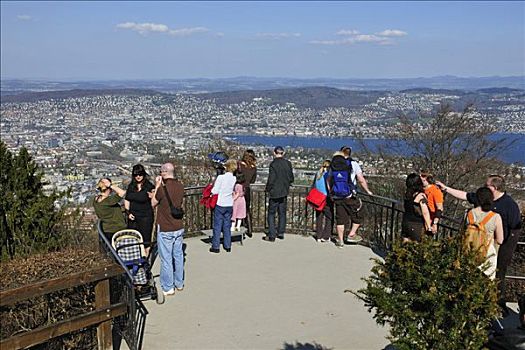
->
[353,236,499,350]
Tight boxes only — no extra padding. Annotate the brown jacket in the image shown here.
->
[155,179,184,232]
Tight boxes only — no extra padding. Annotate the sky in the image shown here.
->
[1,1,524,80]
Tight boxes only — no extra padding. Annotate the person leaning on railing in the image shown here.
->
[401,173,432,242]
[436,175,522,315]
[420,170,443,234]
[93,178,127,241]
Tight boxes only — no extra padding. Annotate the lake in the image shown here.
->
[228,133,525,164]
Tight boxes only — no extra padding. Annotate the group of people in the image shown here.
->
[93,146,522,314]
[208,150,257,253]
[398,171,521,313]
[94,162,185,296]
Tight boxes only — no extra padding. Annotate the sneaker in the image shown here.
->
[335,240,344,248]
[163,288,175,296]
[262,236,275,242]
[277,235,285,240]
[176,286,184,291]
[319,238,329,243]
[209,247,220,253]
[346,234,363,243]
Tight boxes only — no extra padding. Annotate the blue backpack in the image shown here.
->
[330,155,356,199]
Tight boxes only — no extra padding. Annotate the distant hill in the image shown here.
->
[2,75,523,94]
[195,86,387,109]
[476,87,524,94]
[0,88,163,103]
[399,88,466,95]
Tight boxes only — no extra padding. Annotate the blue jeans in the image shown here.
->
[212,205,233,250]
[268,197,287,238]
[157,227,184,292]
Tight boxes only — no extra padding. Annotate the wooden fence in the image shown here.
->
[0,262,125,350]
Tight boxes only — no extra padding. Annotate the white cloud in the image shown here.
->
[354,34,384,42]
[116,22,169,35]
[116,22,212,37]
[311,28,406,46]
[169,27,209,37]
[309,38,354,45]
[256,32,301,39]
[336,29,359,36]
[214,32,225,38]
[17,15,32,21]
[376,29,407,37]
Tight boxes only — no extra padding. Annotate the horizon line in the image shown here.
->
[1,74,525,82]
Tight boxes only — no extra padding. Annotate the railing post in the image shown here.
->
[389,201,396,250]
[95,278,112,350]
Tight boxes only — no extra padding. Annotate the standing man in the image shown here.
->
[437,175,522,314]
[340,146,373,243]
[151,162,185,296]
[264,146,294,242]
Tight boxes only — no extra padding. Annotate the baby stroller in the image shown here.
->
[112,229,164,305]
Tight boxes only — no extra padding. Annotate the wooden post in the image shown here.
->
[95,279,112,350]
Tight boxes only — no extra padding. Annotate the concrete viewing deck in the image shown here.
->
[138,233,389,350]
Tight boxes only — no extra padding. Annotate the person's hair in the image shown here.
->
[317,159,331,179]
[130,164,150,191]
[476,187,494,212]
[420,170,435,184]
[332,150,345,158]
[340,146,352,158]
[487,175,505,192]
[235,170,245,184]
[405,173,424,201]
[225,159,237,173]
[242,150,256,168]
[96,178,112,192]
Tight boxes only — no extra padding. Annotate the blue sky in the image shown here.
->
[1,1,524,80]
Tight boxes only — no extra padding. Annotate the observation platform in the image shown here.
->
[137,233,389,350]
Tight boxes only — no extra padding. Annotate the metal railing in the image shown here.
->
[98,223,148,350]
[181,183,522,282]
[182,183,462,244]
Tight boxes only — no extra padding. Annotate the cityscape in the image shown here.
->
[1,84,524,206]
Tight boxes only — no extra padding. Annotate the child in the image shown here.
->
[231,171,247,231]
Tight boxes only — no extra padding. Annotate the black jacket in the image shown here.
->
[266,157,294,199]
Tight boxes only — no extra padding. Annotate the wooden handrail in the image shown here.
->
[0,263,124,307]
[0,302,127,350]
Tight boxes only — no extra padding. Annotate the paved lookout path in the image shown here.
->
[140,233,389,350]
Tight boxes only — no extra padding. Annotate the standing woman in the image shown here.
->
[125,164,155,245]
[314,159,333,242]
[401,173,432,242]
[239,150,257,237]
[210,159,237,253]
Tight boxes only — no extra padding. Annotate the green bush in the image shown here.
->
[353,236,499,350]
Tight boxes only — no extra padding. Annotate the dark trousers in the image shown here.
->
[268,197,287,238]
[212,205,233,250]
[315,201,333,240]
[244,187,253,234]
[128,215,154,243]
[495,229,521,303]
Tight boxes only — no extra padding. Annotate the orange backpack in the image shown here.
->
[463,210,495,264]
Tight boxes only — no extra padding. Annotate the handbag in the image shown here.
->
[306,187,327,211]
[199,183,218,209]
[162,184,184,219]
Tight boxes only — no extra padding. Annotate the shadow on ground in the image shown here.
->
[281,342,333,350]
